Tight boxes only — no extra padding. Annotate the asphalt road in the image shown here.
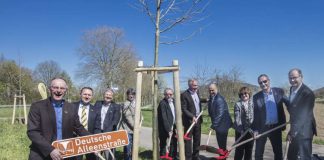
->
[139,127,324,160]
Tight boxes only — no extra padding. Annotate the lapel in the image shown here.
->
[88,104,95,123]
[187,90,196,109]
[257,92,265,109]
[290,84,305,106]
[46,98,57,135]
[104,103,114,122]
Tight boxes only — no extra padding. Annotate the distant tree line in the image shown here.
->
[0,26,260,105]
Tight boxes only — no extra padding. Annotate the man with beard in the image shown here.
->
[158,88,177,159]
[27,78,89,160]
[73,87,101,160]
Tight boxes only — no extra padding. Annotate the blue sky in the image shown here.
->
[1,0,324,89]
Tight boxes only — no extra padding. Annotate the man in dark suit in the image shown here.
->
[181,79,206,160]
[252,74,287,160]
[73,87,101,160]
[27,78,89,160]
[287,68,317,160]
[208,83,232,153]
[158,88,177,159]
[95,88,121,160]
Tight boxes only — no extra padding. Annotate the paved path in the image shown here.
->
[139,127,324,159]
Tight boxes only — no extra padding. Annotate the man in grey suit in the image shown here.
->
[73,87,101,160]
[95,88,121,159]
[287,68,317,160]
[27,78,89,160]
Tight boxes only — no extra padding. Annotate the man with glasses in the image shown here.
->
[287,68,316,160]
[252,74,287,160]
[208,83,232,157]
[158,88,177,159]
[27,77,89,160]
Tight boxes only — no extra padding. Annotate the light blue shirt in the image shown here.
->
[53,101,63,140]
[263,90,278,125]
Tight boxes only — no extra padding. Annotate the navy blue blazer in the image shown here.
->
[73,101,101,134]
[208,94,233,133]
[288,84,317,138]
[94,101,121,132]
[252,87,287,132]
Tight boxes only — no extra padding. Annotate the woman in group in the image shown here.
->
[233,86,254,160]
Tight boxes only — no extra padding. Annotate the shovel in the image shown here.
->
[160,127,174,160]
[201,122,289,159]
[179,111,203,140]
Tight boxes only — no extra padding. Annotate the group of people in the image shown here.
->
[27,78,139,160]
[27,67,316,160]
[157,68,316,160]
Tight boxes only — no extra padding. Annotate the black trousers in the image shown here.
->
[234,131,253,160]
[216,130,228,150]
[255,125,283,160]
[184,122,201,160]
[159,127,178,158]
[287,136,313,160]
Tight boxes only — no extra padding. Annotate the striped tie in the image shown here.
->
[81,105,88,130]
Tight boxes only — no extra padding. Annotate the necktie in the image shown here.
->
[81,105,88,130]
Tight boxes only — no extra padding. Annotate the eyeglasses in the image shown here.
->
[51,86,67,90]
[240,92,249,96]
[289,76,300,80]
[258,80,268,85]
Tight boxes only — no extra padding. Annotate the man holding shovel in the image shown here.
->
[158,88,177,159]
[181,79,206,160]
[287,68,317,160]
[208,83,233,159]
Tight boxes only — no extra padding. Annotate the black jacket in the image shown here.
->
[158,98,176,138]
[94,101,121,132]
[72,101,101,134]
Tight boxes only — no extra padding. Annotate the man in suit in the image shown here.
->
[73,87,101,160]
[181,79,206,160]
[95,88,121,160]
[252,74,287,160]
[287,68,317,160]
[158,88,177,159]
[208,83,232,154]
[27,77,89,160]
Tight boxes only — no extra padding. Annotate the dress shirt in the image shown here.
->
[52,101,63,140]
[101,103,110,130]
[189,90,200,116]
[168,98,176,124]
[263,90,278,125]
[290,83,302,103]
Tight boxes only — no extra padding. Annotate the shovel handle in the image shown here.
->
[206,129,213,145]
[229,122,289,151]
[283,140,290,160]
[185,111,204,134]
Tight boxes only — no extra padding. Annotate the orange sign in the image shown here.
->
[52,130,129,158]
